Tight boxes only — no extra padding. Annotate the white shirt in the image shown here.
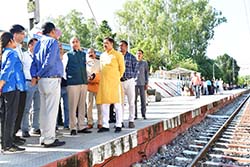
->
[14,43,25,64]
[62,53,68,80]
[23,50,33,80]
[86,57,101,77]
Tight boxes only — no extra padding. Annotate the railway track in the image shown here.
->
[187,94,250,167]
[139,94,250,167]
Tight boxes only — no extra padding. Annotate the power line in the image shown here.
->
[243,0,250,37]
[85,0,99,27]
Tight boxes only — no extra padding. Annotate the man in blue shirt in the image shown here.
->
[30,22,65,147]
[119,40,138,128]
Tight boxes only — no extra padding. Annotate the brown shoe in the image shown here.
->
[97,124,102,129]
[88,124,93,129]
[128,122,135,128]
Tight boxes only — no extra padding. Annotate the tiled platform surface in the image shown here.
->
[0,89,249,167]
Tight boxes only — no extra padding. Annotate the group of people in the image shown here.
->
[189,72,224,98]
[0,22,149,153]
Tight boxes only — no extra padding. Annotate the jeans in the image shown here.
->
[21,81,40,132]
[61,86,69,128]
[193,85,200,98]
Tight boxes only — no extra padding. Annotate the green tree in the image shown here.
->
[115,0,226,73]
[53,10,91,48]
[238,75,250,87]
[95,20,116,52]
[216,54,240,85]
[86,18,99,48]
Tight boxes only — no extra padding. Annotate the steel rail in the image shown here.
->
[188,94,250,167]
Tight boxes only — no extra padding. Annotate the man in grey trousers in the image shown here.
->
[135,49,149,120]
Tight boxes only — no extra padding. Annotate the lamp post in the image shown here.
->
[213,63,215,80]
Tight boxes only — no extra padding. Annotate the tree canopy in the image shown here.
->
[50,1,243,85]
[115,0,226,77]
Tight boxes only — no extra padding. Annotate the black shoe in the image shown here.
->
[22,131,30,138]
[13,137,25,146]
[44,139,65,148]
[15,136,26,142]
[128,122,135,128]
[114,122,125,129]
[97,127,110,133]
[70,130,77,135]
[58,122,64,126]
[115,127,122,133]
[109,119,116,123]
[143,117,147,120]
[78,128,92,133]
[4,145,25,153]
[32,129,41,135]
[134,117,138,120]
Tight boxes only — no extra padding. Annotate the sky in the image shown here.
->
[0,0,249,75]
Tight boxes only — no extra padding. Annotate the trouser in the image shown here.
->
[135,85,146,118]
[102,103,122,128]
[87,91,102,125]
[14,91,26,136]
[67,84,87,130]
[21,81,40,132]
[121,78,135,122]
[38,78,61,145]
[61,86,69,128]
[57,104,63,126]
[57,86,69,128]
[193,85,200,98]
[1,90,20,149]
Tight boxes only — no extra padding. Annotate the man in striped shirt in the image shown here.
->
[119,40,138,128]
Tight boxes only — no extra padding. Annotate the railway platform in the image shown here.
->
[0,89,249,167]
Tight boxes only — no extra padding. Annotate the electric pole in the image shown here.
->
[27,0,40,30]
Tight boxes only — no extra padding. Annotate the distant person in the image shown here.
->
[21,38,40,138]
[119,40,138,128]
[63,36,91,135]
[190,72,201,98]
[30,22,65,147]
[218,78,224,94]
[206,79,212,95]
[97,37,125,133]
[134,49,149,120]
[86,48,102,129]
[201,77,208,95]
[9,24,27,145]
[0,32,26,152]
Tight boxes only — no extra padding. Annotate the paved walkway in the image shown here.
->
[0,89,247,167]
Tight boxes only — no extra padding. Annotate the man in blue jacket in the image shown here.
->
[30,22,65,147]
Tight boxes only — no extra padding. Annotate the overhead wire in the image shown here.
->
[85,0,99,27]
[243,0,250,37]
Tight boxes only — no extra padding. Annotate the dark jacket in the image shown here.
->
[66,50,88,85]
